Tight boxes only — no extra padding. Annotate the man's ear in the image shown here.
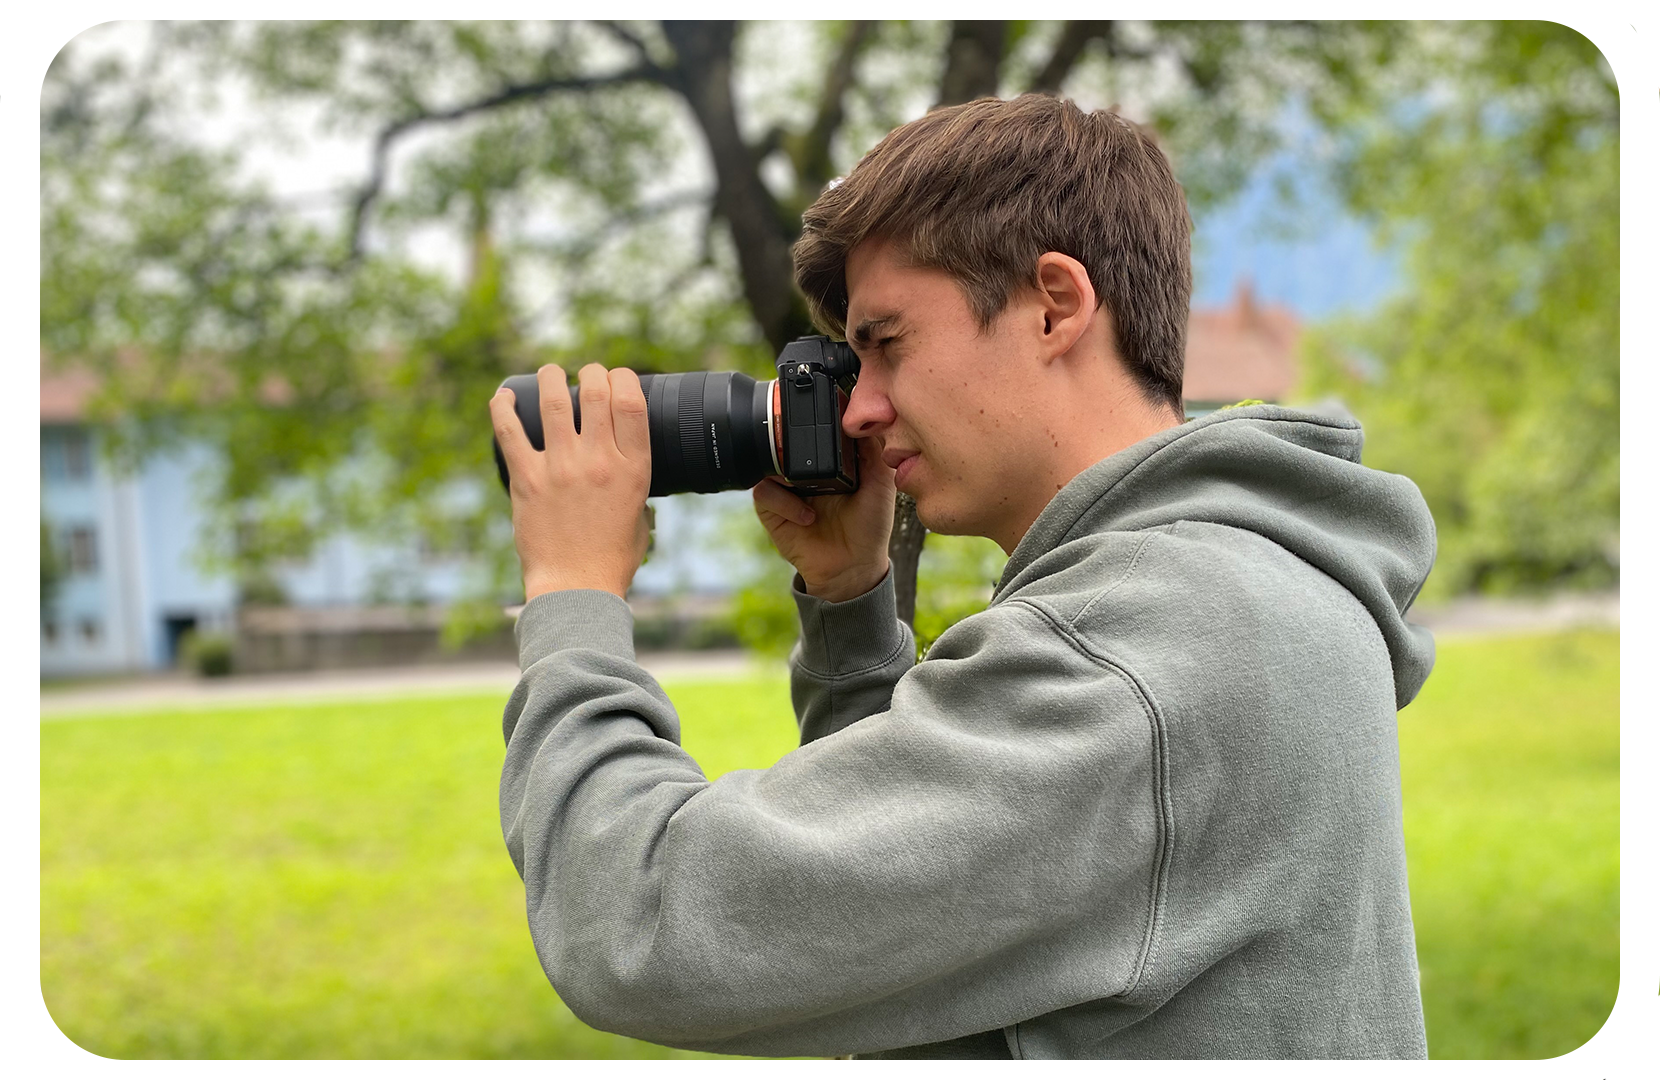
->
[1033,252,1098,360]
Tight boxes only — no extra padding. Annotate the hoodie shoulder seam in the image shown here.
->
[1074,522,1179,625]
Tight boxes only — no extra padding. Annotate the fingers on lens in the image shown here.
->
[608,368,650,459]
[537,365,576,448]
[577,364,614,440]
[491,390,530,454]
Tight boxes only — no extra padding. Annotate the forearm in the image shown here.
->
[788,567,915,744]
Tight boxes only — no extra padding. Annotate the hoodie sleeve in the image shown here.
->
[786,568,915,745]
[500,589,1168,1059]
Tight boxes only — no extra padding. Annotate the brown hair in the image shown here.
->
[793,93,1192,415]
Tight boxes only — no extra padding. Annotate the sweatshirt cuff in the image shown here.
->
[791,567,908,676]
[514,589,637,671]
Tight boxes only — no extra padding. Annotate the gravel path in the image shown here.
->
[1407,589,1619,640]
[40,591,1616,719]
[40,650,780,719]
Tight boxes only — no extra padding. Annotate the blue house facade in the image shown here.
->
[39,418,472,677]
[40,374,746,677]
[40,367,487,676]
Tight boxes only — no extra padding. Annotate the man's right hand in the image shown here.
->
[751,436,896,603]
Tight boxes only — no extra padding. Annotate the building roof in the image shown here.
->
[1182,281,1301,404]
[40,365,99,423]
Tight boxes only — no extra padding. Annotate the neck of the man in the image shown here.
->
[991,365,1183,555]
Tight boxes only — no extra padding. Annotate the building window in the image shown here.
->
[63,430,92,480]
[42,621,60,646]
[41,428,93,483]
[78,617,102,644]
[41,433,62,479]
[66,525,99,574]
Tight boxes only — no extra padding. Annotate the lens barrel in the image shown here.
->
[493,371,778,498]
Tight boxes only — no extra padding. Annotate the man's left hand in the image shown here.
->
[490,363,652,601]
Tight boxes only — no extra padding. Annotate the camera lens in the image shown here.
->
[494,371,780,497]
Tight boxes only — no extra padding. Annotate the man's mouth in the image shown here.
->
[882,448,921,489]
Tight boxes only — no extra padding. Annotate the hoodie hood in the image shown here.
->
[995,404,1437,708]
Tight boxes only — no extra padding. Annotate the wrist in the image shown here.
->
[524,572,629,602]
[802,558,891,604]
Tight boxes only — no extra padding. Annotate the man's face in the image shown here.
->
[840,238,1048,547]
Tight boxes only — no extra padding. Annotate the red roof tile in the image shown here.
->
[40,366,99,423]
[1182,282,1300,404]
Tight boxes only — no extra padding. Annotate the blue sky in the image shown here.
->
[1192,154,1401,319]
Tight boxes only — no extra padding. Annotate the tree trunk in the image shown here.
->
[663,20,960,632]
[936,22,1009,106]
[660,21,811,353]
[888,493,925,628]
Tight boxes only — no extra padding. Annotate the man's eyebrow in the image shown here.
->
[850,314,900,348]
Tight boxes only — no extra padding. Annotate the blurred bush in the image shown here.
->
[179,630,234,678]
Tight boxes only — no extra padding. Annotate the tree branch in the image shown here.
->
[595,21,665,72]
[346,66,663,260]
[791,21,873,193]
[1028,20,1111,95]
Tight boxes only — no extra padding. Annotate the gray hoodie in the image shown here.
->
[500,403,1436,1059]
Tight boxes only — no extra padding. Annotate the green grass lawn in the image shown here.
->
[40,629,1618,1058]
[1397,629,1619,1057]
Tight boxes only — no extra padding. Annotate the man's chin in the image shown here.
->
[908,497,959,537]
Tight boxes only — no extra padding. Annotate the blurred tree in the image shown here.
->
[1299,21,1618,598]
[48,20,1609,646]
[41,516,65,619]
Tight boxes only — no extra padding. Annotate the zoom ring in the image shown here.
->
[678,383,708,477]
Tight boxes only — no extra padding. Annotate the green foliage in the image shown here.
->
[40,22,720,628]
[235,570,289,608]
[178,630,235,677]
[438,598,513,653]
[41,20,1619,659]
[912,534,1008,658]
[725,507,802,660]
[39,629,1617,1057]
[41,516,66,618]
[39,21,1408,621]
[1298,22,1617,599]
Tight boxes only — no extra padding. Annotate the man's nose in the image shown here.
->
[841,375,895,439]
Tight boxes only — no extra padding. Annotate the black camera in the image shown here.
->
[493,335,861,498]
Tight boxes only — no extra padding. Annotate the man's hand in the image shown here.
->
[752,436,895,603]
[490,363,651,601]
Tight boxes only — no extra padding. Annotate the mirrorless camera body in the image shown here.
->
[493,336,862,498]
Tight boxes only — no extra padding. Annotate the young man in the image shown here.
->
[489,95,1437,1059]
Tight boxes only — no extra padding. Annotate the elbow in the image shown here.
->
[539,928,726,1050]
[542,937,786,1054]
[551,964,725,1052]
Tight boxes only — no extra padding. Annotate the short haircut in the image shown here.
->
[793,94,1193,415]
